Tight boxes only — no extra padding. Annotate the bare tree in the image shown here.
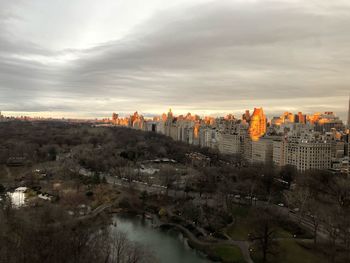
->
[0,203,156,263]
[250,208,279,263]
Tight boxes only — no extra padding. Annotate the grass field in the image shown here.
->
[226,205,253,240]
[226,204,312,241]
[251,240,328,263]
[227,219,252,240]
[212,244,246,263]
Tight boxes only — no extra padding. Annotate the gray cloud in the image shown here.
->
[0,0,349,120]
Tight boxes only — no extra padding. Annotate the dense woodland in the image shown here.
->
[0,121,221,168]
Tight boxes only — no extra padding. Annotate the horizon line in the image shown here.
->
[1,108,348,122]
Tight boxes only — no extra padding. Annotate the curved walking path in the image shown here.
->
[78,203,112,220]
[222,233,253,263]
[162,223,254,263]
[50,203,112,228]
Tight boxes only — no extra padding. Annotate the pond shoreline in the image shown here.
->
[160,223,222,262]
[111,212,214,263]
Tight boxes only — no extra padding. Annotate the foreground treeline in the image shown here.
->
[0,199,156,263]
[287,170,350,259]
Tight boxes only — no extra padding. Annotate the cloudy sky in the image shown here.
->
[0,0,349,119]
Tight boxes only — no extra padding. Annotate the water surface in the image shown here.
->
[112,215,212,263]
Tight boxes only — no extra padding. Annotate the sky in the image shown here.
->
[0,0,349,120]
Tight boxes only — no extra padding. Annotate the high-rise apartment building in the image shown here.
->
[249,108,267,141]
[251,137,275,163]
[295,112,306,124]
[273,138,285,166]
[311,112,344,132]
[216,119,248,155]
[282,138,331,171]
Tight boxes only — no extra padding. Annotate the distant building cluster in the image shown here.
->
[111,96,350,175]
[0,111,55,122]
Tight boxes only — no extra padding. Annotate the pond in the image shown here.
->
[112,215,213,263]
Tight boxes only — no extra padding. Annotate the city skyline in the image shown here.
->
[1,1,350,119]
[1,104,350,123]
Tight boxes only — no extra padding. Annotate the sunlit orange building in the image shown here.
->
[249,107,267,141]
[296,112,306,124]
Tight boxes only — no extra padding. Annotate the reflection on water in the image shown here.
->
[7,190,26,207]
[112,215,212,263]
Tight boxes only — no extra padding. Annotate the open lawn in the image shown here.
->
[227,222,293,241]
[251,240,328,263]
[226,205,296,240]
[226,205,253,240]
[212,244,246,263]
[227,220,252,240]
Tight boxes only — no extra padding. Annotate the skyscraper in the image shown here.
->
[249,107,267,141]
